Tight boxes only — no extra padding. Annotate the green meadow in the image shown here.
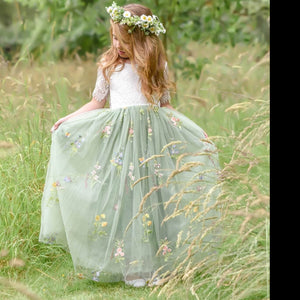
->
[0,42,269,299]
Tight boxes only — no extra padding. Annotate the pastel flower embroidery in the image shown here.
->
[92,213,108,238]
[129,127,134,138]
[162,245,172,255]
[115,247,124,257]
[71,135,85,152]
[147,117,152,140]
[110,152,123,172]
[154,161,163,184]
[139,156,148,168]
[170,144,180,158]
[142,213,152,242]
[128,121,134,141]
[154,162,163,177]
[64,176,72,183]
[74,136,85,148]
[52,181,61,188]
[94,163,101,170]
[171,116,181,127]
[128,162,135,189]
[86,162,102,186]
[114,240,125,263]
[101,122,113,138]
[160,238,173,261]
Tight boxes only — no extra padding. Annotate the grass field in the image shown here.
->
[0,42,269,299]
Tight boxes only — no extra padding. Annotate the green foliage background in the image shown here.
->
[0,0,269,59]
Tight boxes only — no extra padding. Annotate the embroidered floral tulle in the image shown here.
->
[40,61,220,284]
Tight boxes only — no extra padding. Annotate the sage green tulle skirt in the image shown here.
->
[39,105,220,283]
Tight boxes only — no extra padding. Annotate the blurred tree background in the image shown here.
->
[0,0,269,75]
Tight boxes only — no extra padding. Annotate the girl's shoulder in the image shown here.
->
[97,57,107,70]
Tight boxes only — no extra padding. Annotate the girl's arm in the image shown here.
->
[51,97,106,132]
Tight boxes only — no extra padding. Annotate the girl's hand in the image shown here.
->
[50,98,106,133]
[51,117,67,133]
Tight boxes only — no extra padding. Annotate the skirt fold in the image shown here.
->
[39,105,220,282]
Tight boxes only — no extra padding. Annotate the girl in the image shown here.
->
[40,2,220,288]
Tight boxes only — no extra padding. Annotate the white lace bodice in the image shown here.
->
[92,63,170,109]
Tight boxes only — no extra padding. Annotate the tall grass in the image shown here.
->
[0,43,269,299]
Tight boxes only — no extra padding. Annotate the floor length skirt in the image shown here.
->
[39,105,220,282]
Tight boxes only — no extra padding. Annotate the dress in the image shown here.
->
[39,62,220,283]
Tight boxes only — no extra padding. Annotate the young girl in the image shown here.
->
[40,2,219,288]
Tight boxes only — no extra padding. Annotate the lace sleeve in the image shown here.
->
[92,68,109,102]
[160,62,171,104]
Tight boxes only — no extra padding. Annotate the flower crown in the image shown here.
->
[106,2,166,36]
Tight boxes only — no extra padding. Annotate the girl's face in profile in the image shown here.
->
[112,31,129,59]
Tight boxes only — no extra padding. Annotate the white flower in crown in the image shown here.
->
[105,2,166,36]
[147,16,153,22]
[123,11,131,18]
[107,6,113,14]
[140,14,148,22]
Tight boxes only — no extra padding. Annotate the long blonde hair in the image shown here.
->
[99,3,174,104]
